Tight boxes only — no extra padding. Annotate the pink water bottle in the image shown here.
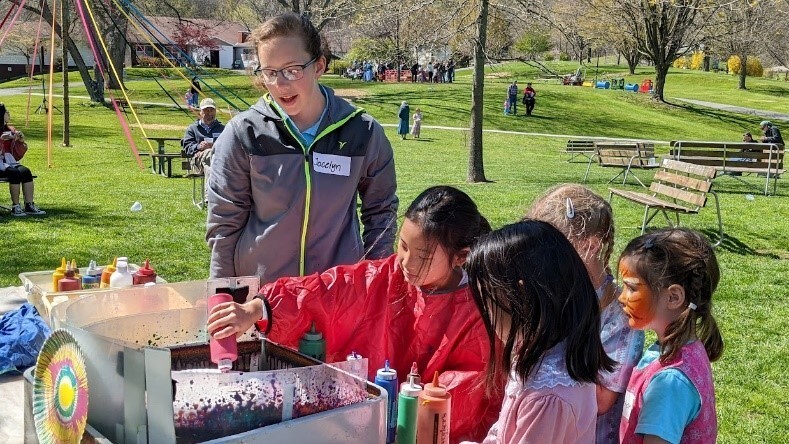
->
[207,293,237,372]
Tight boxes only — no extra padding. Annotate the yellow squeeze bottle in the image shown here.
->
[52,257,67,291]
[100,257,117,288]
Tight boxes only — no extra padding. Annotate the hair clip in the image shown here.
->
[688,302,697,311]
[565,198,575,219]
[644,237,655,249]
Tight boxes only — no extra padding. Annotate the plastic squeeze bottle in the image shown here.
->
[396,371,423,444]
[346,351,366,380]
[132,259,157,285]
[100,257,117,288]
[57,265,81,292]
[416,371,452,444]
[298,321,326,361]
[207,293,237,372]
[109,258,133,288]
[81,260,102,289]
[375,360,399,443]
[70,260,83,288]
[52,257,67,291]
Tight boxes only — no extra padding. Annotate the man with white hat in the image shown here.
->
[182,98,226,176]
[759,120,784,146]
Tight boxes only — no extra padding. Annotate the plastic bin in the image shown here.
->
[19,264,167,325]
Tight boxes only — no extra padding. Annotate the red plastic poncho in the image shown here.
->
[261,254,502,443]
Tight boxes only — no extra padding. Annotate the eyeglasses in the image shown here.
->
[253,56,319,83]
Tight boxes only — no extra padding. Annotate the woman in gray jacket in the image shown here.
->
[206,13,398,284]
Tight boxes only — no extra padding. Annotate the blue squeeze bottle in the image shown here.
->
[375,360,399,443]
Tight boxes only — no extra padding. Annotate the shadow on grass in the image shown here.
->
[699,229,780,258]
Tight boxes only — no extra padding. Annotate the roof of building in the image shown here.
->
[128,16,252,48]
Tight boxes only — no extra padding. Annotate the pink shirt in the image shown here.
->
[463,342,597,444]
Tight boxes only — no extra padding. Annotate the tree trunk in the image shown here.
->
[105,11,128,90]
[467,0,488,183]
[738,52,747,90]
[626,50,639,75]
[653,62,669,101]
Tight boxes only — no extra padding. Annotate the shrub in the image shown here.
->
[690,51,705,70]
[544,54,555,62]
[673,56,689,69]
[559,52,571,61]
[331,60,350,76]
[137,56,169,68]
[727,55,764,77]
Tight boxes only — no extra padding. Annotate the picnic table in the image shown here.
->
[144,136,183,177]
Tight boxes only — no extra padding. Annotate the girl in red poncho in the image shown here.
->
[208,186,503,442]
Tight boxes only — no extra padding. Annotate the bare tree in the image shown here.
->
[468,0,489,182]
[612,0,722,101]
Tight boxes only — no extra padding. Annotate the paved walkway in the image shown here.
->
[675,98,789,122]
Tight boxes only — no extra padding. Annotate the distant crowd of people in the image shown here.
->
[344,59,456,83]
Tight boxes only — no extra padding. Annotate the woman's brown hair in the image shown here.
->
[619,228,724,363]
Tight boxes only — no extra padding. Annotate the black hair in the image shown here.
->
[619,228,723,363]
[467,220,614,388]
[0,103,7,131]
[404,186,491,260]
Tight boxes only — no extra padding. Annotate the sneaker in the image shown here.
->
[24,202,46,215]
[11,204,26,217]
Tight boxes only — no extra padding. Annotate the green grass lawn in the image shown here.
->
[1,66,787,442]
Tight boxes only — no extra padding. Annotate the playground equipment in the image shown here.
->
[610,79,625,90]
[624,83,639,92]
[639,79,654,94]
[562,67,584,86]
[595,80,611,89]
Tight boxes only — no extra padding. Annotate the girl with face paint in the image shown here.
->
[527,184,644,444]
[617,228,724,444]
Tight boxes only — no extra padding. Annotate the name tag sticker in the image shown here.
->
[622,390,635,420]
[313,152,351,177]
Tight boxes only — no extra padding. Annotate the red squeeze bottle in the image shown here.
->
[207,293,237,372]
[132,259,157,285]
[58,266,81,292]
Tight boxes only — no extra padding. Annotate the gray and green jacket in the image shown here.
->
[206,87,398,284]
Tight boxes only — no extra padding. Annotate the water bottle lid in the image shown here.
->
[217,358,232,372]
[87,260,102,276]
[116,259,129,271]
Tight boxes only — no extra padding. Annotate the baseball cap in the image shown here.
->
[760,120,771,127]
[199,98,216,110]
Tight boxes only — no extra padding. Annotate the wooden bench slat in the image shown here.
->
[653,170,711,192]
[609,188,695,213]
[661,159,717,178]
[649,182,706,207]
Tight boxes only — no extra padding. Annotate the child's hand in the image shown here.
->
[206,298,262,340]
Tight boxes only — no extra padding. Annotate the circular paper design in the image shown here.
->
[33,329,89,444]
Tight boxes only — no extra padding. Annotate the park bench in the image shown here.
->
[564,140,597,162]
[609,159,722,247]
[670,141,784,196]
[584,141,659,187]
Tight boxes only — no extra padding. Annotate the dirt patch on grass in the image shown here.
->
[334,88,368,101]
[485,71,513,79]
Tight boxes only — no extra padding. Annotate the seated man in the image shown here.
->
[760,121,784,146]
[181,98,225,176]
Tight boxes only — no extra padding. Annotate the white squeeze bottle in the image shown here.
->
[109,258,134,288]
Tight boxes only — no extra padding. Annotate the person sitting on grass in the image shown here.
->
[0,103,44,217]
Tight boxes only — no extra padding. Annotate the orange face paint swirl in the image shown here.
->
[617,259,655,329]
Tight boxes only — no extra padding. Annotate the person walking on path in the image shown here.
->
[189,76,201,108]
[411,108,422,139]
[398,101,410,140]
[522,82,536,117]
[508,80,519,115]
[760,121,784,145]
